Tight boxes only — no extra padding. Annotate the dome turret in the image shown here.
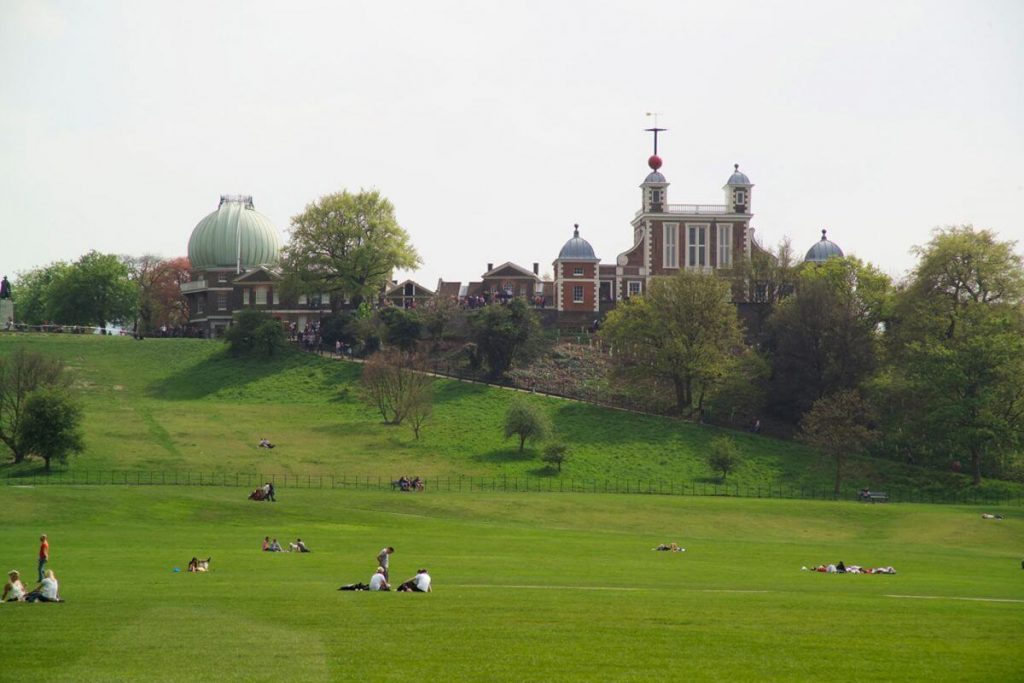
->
[804,229,844,263]
[726,164,751,186]
[558,224,598,260]
[187,195,281,270]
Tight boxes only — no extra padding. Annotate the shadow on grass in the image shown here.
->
[471,448,538,463]
[432,379,492,406]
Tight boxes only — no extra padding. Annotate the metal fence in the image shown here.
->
[3,469,1021,506]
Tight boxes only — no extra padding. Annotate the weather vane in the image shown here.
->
[644,112,666,155]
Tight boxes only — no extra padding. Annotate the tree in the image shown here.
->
[600,271,744,417]
[885,226,1024,484]
[281,189,420,306]
[46,251,137,327]
[359,351,433,427]
[224,309,286,356]
[503,400,550,452]
[765,257,890,423]
[470,298,542,378]
[541,442,569,472]
[0,348,70,463]
[421,295,463,345]
[799,390,877,495]
[19,388,84,471]
[125,255,191,334]
[735,236,798,304]
[379,307,423,352]
[707,436,742,482]
[12,262,70,325]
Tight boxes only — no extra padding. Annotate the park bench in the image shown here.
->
[859,490,889,503]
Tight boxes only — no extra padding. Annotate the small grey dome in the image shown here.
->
[558,225,598,260]
[643,171,667,184]
[726,163,751,186]
[805,229,844,263]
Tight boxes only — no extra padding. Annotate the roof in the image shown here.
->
[187,195,281,270]
[436,280,462,298]
[804,229,844,263]
[557,226,599,261]
[481,262,540,280]
[643,171,667,184]
[726,164,752,186]
[385,279,435,296]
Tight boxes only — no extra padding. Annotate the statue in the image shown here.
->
[0,276,10,300]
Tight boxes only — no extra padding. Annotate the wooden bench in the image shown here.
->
[859,491,889,503]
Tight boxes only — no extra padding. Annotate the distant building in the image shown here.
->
[803,229,844,264]
[181,195,331,337]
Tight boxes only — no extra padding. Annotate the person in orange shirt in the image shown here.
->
[38,534,49,582]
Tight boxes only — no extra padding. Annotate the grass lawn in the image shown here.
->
[2,333,1021,502]
[1,486,1022,681]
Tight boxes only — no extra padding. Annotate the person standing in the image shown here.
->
[38,534,49,582]
[376,547,394,581]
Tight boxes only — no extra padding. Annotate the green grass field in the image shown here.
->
[1,486,1022,681]
[2,333,1020,502]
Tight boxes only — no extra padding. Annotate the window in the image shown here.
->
[663,223,679,269]
[298,294,307,305]
[404,283,414,296]
[255,287,267,306]
[628,281,641,297]
[717,224,733,268]
[216,292,228,311]
[241,288,250,306]
[196,297,205,315]
[272,289,279,305]
[573,266,584,276]
[687,224,708,268]
[217,273,228,284]
[651,189,661,205]
[573,285,584,303]
[734,189,747,207]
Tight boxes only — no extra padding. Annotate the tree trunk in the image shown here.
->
[672,377,691,416]
[43,455,51,472]
[519,435,525,452]
[971,449,982,486]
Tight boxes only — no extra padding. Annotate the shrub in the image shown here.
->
[707,436,742,482]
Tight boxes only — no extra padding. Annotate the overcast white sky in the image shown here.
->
[2,0,1022,287]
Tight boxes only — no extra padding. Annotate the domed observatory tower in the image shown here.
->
[804,229,844,264]
[553,224,600,313]
[181,195,282,337]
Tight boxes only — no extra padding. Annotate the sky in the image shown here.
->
[1,0,1022,287]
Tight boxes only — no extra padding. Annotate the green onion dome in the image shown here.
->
[187,195,281,269]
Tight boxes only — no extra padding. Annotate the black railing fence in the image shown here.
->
[2,469,1021,506]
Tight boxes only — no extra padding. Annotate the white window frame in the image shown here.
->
[573,266,584,276]
[734,189,747,207]
[216,292,228,311]
[572,285,584,303]
[717,224,733,268]
[651,189,661,205]
[628,281,641,297]
[663,223,679,269]
[255,287,267,306]
[687,224,708,268]
[272,289,280,305]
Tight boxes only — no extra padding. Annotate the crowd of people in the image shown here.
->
[803,562,897,575]
[337,546,432,593]
[248,482,277,502]
[261,536,311,553]
[394,476,424,492]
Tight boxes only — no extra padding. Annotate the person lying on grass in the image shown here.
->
[24,569,61,602]
[258,438,275,449]
[3,570,26,602]
[396,569,432,593]
[288,538,311,553]
[805,564,896,574]
[652,543,685,552]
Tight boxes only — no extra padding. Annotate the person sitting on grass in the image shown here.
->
[258,438,275,449]
[397,568,432,593]
[24,570,61,602]
[187,557,211,573]
[3,570,26,602]
[268,538,283,552]
[369,567,390,592]
[294,538,311,553]
[262,536,270,551]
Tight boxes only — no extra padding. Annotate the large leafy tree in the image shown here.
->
[224,309,286,356]
[281,189,420,306]
[885,226,1024,484]
[12,262,71,325]
[19,387,85,471]
[469,298,542,378]
[600,271,744,417]
[46,251,137,327]
[125,255,191,334]
[0,348,71,463]
[765,257,890,423]
[799,390,877,495]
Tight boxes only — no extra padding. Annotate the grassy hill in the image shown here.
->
[1,486,1022,681]
[1,333,1021,501]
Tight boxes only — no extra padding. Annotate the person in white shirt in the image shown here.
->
[376,547,394,581]
[25,569,61,602]
[369,567,390,591]
[3,570,26,601]
[397,569,432,593]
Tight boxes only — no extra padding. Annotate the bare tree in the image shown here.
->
[359,351,434,431]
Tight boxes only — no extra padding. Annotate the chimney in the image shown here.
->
[533,262,539,275]
[487,263,493,272]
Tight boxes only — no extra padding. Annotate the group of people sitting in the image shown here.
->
[186,557,211,573]
[394,476,424,492]
[248,482,276,502]
[804,562,896,574]
[341,567,432,592]
[3,569,62,602]
[262,536,311,553]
